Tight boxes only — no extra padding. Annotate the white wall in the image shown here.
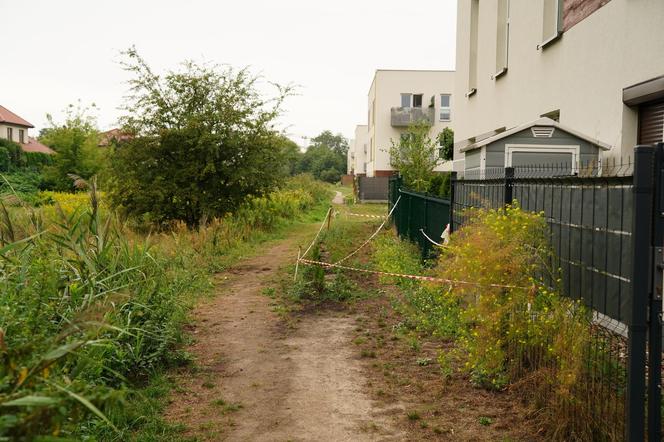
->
[353,124,368,174]
[0,123,28,143]
[347,138,354,174]
[454,0,664,167]
[367,70,455,176]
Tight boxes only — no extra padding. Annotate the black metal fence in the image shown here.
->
[388,177,449,258]
[387,146,664,441]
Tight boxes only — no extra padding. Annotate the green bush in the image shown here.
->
[23,152,52,169]
[0,146,10,172]
[0,139,25,172]
[427,173,451,198]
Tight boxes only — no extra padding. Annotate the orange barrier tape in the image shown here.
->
[334,195,402,265]
[346,213,385,219]
[298,258,530,290]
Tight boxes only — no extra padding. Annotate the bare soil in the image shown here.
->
[348,290,544,441]
[165,201,542,441]
[164,231,405,441]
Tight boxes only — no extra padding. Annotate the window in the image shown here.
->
[6,127,13,141]
[467,0,479,96]
[412,94,423,108]
[540,0,562,48]
[19,129,25,143]
[440,94,451,121]
[400,93,411,107]
[495,0,509,77]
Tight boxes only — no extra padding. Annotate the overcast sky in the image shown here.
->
[2,0,457,146]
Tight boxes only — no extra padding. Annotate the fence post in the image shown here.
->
[504,167,515,206]
[423,196,429,255]
[450,171,457,233]
[648,142,664,441]
[626,145,656,442]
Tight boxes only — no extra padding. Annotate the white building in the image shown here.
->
[453,0,664,172]
[363,70,455,177]
[348,124,368,175]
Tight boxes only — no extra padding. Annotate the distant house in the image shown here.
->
[348,124,368,176]
[98,128,132,147]
[0,105,54,154]
[364,69,455,177]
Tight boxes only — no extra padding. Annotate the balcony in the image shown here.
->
[390,106,434,127]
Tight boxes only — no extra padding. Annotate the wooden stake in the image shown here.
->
[326,205,332,231]
[294,246,301,281]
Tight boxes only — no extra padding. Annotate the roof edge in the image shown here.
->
[460,118,612,153]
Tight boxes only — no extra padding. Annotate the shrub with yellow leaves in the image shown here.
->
[436,204,622,440]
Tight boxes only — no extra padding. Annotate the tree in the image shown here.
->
[274,135,302,176]
[296,130,347,183]
[108,48,292,227]
[39,104,102,191]
[309,131,348,157]
[389,121,441,192]
[440,127,454,161]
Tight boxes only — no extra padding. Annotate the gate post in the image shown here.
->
[423,196,429,255]
[504,167,515,206]
[648,142,664,441]
[450,171,457,233]
[627,145,656,441]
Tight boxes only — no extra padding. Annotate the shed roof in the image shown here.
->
[460,118,612,153]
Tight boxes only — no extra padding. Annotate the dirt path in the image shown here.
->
[332,191,344,205]
[165,226,404,441]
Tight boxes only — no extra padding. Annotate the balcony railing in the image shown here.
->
[390,106,434,127]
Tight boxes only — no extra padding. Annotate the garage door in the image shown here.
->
[639,99,664,144]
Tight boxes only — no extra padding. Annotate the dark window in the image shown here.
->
[6,127,13,141]
[638,99,664,145]
[19,129,25,143]
[412,94,423,108]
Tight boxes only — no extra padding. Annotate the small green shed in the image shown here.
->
[461,118,611,176]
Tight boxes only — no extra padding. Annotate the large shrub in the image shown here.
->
[108,48,292,227]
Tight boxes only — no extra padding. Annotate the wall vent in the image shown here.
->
[532,126,555,138]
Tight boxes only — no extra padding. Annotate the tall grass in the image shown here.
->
[0,174,330,440]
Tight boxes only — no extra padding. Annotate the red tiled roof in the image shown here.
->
[98,128,133,146]
[21,137,55,155]
[0,105,34,128]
